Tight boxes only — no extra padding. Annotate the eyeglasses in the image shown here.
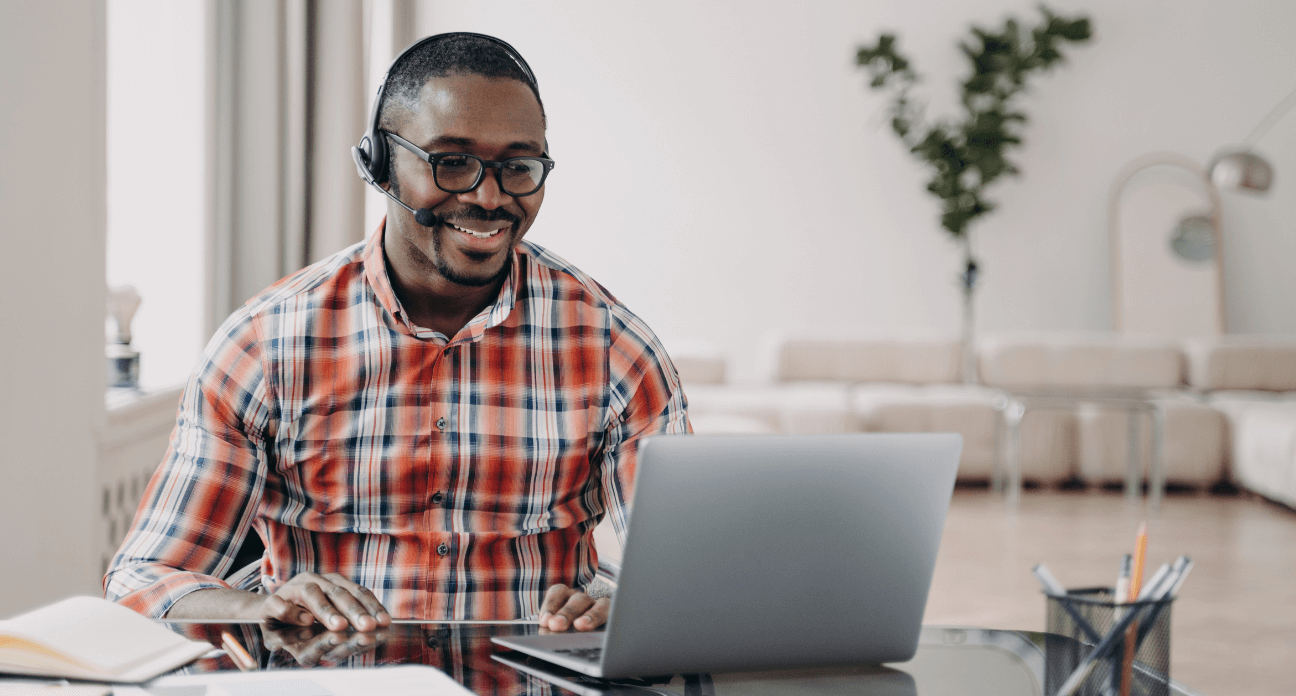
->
[385,131,555,197]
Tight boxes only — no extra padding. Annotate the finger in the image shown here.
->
[538,584,573,624]
[262,594,314,626]
[290,630,347,667]
[321,630,382,663]
[548,592,595,632]
[313,576,375,631]
[323,574,391,628]
[295,581,352,631]
[572,597,611,632]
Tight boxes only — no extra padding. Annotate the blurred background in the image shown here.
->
[2,0,1293,692]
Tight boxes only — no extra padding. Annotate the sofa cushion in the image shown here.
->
[1184,336,1296,392]
[1227,402,1296,508]
[1075,398,1228,486]
[849,384,1074,484]
[777,337,961,384]
[978,332,1184,390]
[673,354,727,386]
[684,382,857,434]
[688,412,776,435]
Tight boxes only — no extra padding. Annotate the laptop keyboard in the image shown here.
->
[553,646,603,663]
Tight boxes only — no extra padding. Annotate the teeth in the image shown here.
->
[449,222,501,239]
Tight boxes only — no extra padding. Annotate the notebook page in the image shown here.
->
[0,597,196,674]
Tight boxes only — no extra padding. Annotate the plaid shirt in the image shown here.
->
[105,223,690,620]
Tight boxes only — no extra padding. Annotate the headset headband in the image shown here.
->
[352,32,539,185]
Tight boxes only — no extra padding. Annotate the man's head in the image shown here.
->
[370,34,548,290]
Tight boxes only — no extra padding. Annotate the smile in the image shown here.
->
[448,222,505,239]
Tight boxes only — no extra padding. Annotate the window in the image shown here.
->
[106,0,206,391]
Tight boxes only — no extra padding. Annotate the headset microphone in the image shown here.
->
[352,144,438,227]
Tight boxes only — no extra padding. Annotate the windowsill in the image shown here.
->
[102,385,184,453]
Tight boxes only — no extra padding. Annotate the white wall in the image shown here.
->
[411,0,1296,381]
[0,0,106,616]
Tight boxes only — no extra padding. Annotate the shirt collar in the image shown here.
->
[363,217,521,343]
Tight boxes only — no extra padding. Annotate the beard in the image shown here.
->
[427,205,521,287]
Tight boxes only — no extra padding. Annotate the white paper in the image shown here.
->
[138,665,474,695]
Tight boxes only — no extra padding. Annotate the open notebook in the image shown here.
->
[0,596,212,682]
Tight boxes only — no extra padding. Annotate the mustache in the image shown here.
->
[433,206,521,227]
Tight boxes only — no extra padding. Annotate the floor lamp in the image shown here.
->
[1109,84,1293,332]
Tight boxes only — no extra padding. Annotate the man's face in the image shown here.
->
[385,74,547,288]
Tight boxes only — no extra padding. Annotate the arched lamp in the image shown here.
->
[1208,83,1296,194]
[1109,84,1294,331]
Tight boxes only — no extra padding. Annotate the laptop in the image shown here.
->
[491,432,962,678]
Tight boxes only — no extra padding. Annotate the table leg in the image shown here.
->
[1150,402,1166,513]
[1003,398,1025,512]
[1126,409,1141,505]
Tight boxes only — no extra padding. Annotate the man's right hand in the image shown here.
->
[164,574,392,632]
[261,573,391,631]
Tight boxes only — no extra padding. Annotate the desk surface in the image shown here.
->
[152,621,1204,696]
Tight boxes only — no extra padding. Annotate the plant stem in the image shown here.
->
[961,236,979,385]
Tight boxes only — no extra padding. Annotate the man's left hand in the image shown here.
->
[538,584,609,632]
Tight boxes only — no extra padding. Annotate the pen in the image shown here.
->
[1165,556,1194,598]
[1114,554,1131,618]
[1031,563,1067,597]
[1134,557,1193,648]
[221,631,257,672]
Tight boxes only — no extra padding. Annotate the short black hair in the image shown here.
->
[378,33,546,133]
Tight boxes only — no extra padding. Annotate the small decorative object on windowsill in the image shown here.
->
[856,7,1092,384]
[107,285,141,390]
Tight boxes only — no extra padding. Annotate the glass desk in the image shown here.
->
[148,622,1207,696]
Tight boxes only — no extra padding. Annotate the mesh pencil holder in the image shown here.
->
[1045,587,1173,696]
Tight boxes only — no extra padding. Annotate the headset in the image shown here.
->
[351,32,542,226]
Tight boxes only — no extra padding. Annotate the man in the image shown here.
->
[105,33,689,634]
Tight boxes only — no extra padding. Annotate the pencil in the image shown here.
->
[1129,522,1148,600]
[221,631,257,672]
[1121,522,1148,696]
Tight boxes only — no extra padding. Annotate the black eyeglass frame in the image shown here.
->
[384,131,555,197]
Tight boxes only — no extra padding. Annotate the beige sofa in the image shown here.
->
[678,333,1296,508]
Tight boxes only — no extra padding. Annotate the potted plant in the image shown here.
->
[856,7,1092,384]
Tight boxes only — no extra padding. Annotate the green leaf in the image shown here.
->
[857,5,1091,241]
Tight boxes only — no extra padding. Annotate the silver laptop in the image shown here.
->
[491,432,962,678]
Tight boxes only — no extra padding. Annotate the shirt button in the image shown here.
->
[426,637,440,650]
[437,543,449,556]
[436,417,446,431]
[431,491,444,505]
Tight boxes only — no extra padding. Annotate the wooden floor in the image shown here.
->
[924,489,1296,696]
[594,488,1296,696]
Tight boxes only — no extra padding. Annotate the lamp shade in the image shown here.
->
[1209,150,1273,193]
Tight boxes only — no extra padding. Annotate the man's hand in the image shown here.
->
[166,576,391,632]
[260,622,390,667]
[261,573,392,632]
[538,584,609,632]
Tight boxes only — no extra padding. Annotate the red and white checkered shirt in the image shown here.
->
[105,222,690,620]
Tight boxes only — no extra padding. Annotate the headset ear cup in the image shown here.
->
[352,137,375,183]
[368,132,389,184]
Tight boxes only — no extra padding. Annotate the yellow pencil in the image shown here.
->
[1121,522,1148,696]
[221,631,257,672]
[1128,522,1148,600]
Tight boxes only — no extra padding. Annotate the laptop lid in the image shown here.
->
[598,432,962,677]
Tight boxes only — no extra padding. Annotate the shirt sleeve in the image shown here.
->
[596,308,692,548]
[103,308,275,618]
